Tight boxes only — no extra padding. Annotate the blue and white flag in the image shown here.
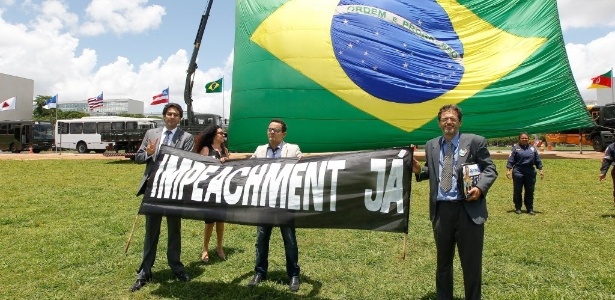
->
[43,94,57,109]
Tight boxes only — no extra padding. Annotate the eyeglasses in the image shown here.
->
[217,132,227,137]
[439,117,459,123]
[267,128,282,133]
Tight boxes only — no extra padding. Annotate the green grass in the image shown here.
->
[1,158,614,299]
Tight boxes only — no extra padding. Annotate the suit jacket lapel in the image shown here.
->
[431,139,440,175]
[457,134,470,165]
[153,128,165,161]
[170,129,182,147]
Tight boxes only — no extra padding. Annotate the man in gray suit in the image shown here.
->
[130,103,195,292]
[411,104,497,300]
[247,119,302,292]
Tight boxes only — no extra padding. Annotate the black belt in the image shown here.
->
[437,200,462,203]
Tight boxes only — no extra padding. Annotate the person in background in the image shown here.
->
[130,103,194,292]
[411,104,497,300]
[247,118,302,292]
[506,132,544,215]
[193,125,229,262]
[599,142,615,206]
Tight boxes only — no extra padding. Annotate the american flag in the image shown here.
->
[88,92,103,110]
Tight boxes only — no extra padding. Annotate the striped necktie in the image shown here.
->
[441,142,454,191]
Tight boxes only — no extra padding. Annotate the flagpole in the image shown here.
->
[55,94,58,154]
[222,76,225,122]
[611,67,614,103]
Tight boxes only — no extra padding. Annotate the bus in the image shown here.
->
[96,113,225,158]
[0,120,54,153]
[55,116,160,153]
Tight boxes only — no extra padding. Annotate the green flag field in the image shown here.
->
[0,158,613,299]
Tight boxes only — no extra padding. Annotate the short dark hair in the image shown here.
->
[270,118,287,132]
[163,103,183,119]
[437,104,462,122]
[519,132,530,139]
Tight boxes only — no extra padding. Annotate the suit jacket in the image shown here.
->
[416,133,497,224]
[251,142,302,159]
[135,127,194,195]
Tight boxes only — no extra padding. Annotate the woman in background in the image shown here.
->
[506,132,544,215]
[193,125,229,262]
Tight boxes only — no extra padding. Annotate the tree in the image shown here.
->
[32,95,53,121]
[32,95,90,123]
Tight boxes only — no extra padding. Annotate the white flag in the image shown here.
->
[1,97,16,111]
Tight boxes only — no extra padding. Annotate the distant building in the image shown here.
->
[595,88,615,106]
[58,98,144,116]
[0,73,34,121]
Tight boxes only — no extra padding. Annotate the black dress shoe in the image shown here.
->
[130,279,147,292]
[130,274,152,292]
[289,276,300,292]
[248,273,265,286]
[174,271,191,282]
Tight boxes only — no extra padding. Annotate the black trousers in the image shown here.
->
[136,215,184,279]
[254,225,300,279]
[512,171,536,211]
[433,201,484,300]
[611,168,615,200]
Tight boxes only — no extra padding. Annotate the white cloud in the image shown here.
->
[80,0,165,36]
[565,32,615,100]
[34,0,79,32]
[0,0,230,118]
[191,50,235,118]
[557,0,615,30]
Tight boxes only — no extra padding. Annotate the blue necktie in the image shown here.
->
[162,130,172,146]
[155,130,172,160]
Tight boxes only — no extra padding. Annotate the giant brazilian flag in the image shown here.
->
[229,0,594,153]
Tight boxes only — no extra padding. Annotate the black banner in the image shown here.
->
[139,146,413,233]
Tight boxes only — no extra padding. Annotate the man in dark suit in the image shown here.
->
[130,103,195,292]
[411,104,497,300]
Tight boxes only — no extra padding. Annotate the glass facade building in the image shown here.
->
[58,98,143,116]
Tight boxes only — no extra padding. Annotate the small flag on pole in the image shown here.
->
[205,78,223,93]
[88,92,103,110]
[151,88,170,105]
[44,94,58,109]
[1,96,16,111]
[588,70,613,89]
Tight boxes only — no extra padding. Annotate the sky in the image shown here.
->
[1,0,615,118]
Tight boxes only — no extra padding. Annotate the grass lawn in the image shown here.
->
[0,158,614,299]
